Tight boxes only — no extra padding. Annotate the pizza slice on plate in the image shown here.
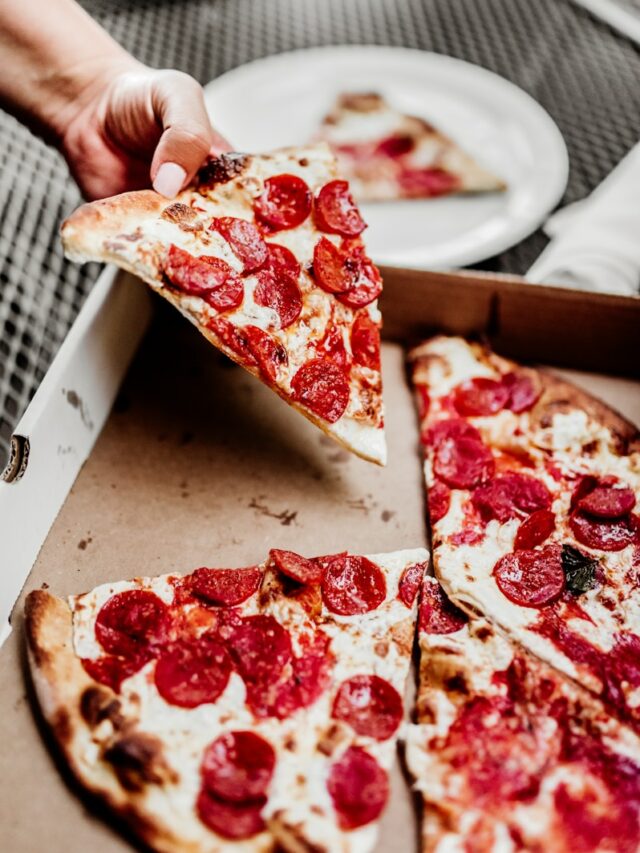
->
[25,547,427,852]
[61,143,386,465]
[406,576,640,853]
[315,92,506,202]
[409,335,640,732]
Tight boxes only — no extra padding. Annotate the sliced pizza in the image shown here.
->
[25,547,427,853]
[409,335,640,732]
[315,92,506,202]
[406,576,640,853]
[61,143,386,465]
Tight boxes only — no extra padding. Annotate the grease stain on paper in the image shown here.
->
[64,389,94,430]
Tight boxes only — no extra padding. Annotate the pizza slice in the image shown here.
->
[25,547,427,853]
[315,92,506,202]
[61,143,386,465]
[405,576,640,853]
[409,335,640,732]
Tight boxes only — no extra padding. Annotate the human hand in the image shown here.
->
[60,60,231,200]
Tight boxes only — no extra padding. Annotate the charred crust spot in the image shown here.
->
[298,157,309,167]
[104,732,178,792]
[284,735,296,751]
[161,203,202,232]
[53,709,72,744]
[197,153,248,186]
[317,722,346,756]
[444,674,469,694]
[474,626,493,642]
[80,686,124,730]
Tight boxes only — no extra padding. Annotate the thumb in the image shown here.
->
[149,71,220,197]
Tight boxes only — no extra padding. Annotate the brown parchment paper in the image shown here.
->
[1,295,639,853]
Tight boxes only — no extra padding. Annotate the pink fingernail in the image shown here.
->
[153,162,187,197]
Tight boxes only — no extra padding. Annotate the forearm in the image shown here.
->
[0,0,136,143]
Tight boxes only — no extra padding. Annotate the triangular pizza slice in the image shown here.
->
[409,335,640,733]
[316,93,506,202]
[406,576,640,853]
[25,547,427,852]
[61,144,386,465]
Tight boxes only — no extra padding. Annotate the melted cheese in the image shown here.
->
[69,548,427,853]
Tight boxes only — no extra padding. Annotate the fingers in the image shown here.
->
[149,70,224,197]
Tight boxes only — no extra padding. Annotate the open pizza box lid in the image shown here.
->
[0,264,638,852]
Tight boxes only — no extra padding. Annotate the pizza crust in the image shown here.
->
[25,590,269,853]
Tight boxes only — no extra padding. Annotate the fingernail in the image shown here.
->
[153,162,187,197]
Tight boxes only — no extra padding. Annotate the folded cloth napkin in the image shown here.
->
[526,142,640,296]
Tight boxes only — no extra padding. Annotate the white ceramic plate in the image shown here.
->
[204,46,569,269]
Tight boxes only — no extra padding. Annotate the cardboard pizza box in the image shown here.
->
[0,265,638,852]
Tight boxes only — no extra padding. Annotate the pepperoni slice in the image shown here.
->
[317,324,350,369]
[253,244,302,329]
[570,475,600,511]
[242,325,288,382]
[493,545,565,607]
[208,317,256,365]
[244,631,331,719]
[201,731,275,803]
[332,675,403,741]
[375,135,415,158]
[209,217,268,273]
[434,435,495,490]
[425,417,482,448]
[291,358,350,423]
[196,788,266,839]
[312,237,354,295]
[428,480,451,523]
[502,371,540,413]
[578,485,636,519]
[312,237,382,308]
[269,549,323,585]
[351,312,381,371]
[327,746,389,830]
[419,578,467,634]
[224,614,292,685]
[452,377,510,417]
[471,473,552,523]
[95,590,170,658]
[398,562,426,607]
[398,167,460,197]
[154,635,232,708]
[163,245,243,312]
[320,554,386,615]
[314,180,366,237]
[189,567,262,607]
[253,174,311,231]
[82,655,146,692]
[514,509,556,550]
[569,511,638,552]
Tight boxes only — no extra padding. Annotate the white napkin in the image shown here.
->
[526,142,640,296]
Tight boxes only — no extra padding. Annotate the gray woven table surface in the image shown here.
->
[1,0,639,469]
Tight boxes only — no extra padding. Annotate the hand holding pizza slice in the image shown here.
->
[61,143,386,465]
